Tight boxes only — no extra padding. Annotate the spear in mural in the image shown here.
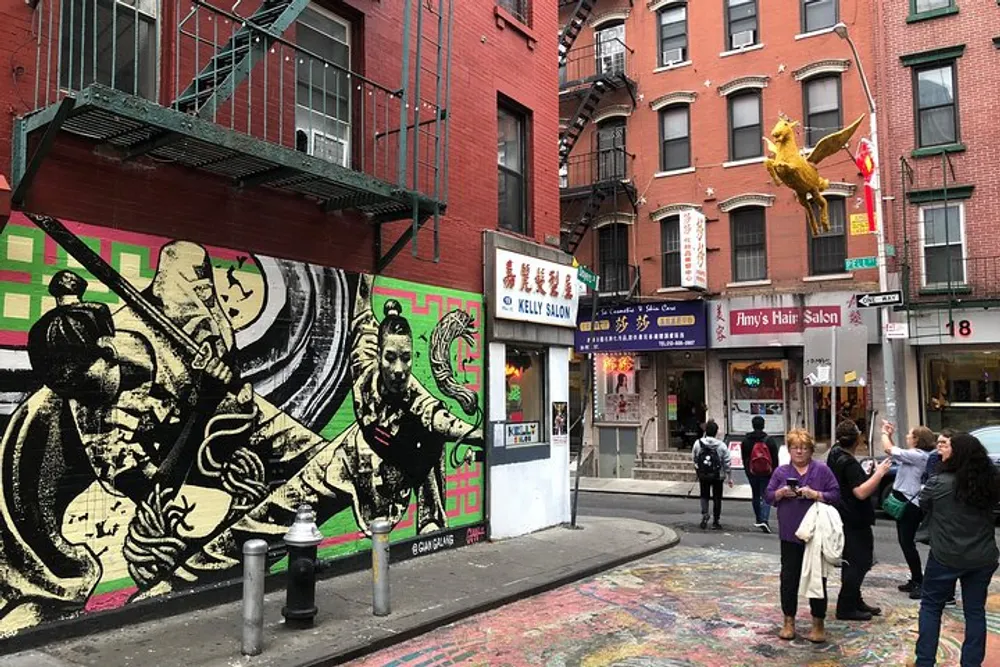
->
[22,213,239,489]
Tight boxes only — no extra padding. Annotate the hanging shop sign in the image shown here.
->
[495,248,580,328]
[576,300,707,353]
[679,209,708,291]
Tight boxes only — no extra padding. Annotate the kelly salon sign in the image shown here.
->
[495,248,579,328]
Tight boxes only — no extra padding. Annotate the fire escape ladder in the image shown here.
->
[559,81,607,166]
[558,0,595,65]
[562,185,608,255]
[173,0,311,117]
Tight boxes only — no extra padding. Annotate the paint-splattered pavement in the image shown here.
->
[349,545,1000,667]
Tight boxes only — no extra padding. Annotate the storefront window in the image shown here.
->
[924,349,1000,432]
[505,347,546,444]
[595,353,639,422]
[728,361,786,434]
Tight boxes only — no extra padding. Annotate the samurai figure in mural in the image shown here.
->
[0,215,482,630]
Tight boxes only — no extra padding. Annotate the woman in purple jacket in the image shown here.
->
[766,428,841,644]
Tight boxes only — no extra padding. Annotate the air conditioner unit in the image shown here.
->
[661,48,684,66]
[732,30,755,49]
[301,128,348,167]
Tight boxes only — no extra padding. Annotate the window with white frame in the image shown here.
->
[296,6,352,168]
[661,215,681,287]
[595,22,626,76]
[804,76,841,148]
[659,105,690,171]
[914,61,958,148]
[809,197,847,275]
[729,92,762,161]
[658,4,687,66]
[731,206,767,282]
[920,202,965,286]
[59,0,158,99]
[802,0,837,33]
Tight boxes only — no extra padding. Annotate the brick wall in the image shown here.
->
[559,0,880,297]
[873,1,1000,297]
[0,0,560,292]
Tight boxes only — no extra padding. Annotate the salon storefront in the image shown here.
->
[575,299,708,476]
[908,307,1000,433]
[484,231,578,539]
[707,292,880,451]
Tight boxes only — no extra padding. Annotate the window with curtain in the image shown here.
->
[658,5,688,66]
[729,92,762,161]
[809,197,847,275]
[726,0,758,50]
[660,106,690,171]
[599,224,629,293]
[498,104,527,234]
[802,0,837,33]
[915,62,958,148]
[661,215,681,287]
[921,203,965,285]
[731,207,767,282]
[596,119,627,182]
[804,76,841,147]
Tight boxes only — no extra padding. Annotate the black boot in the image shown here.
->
[859,599,882,616]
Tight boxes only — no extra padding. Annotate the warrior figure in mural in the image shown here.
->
[0,221,481,630]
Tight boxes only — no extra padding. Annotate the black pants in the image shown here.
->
[838,524,874,613]
[699,479,723,522]
[780,540,828,618]
[896,500,925,584]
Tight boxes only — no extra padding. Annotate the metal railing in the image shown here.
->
[560,147,633,190]
[903,254,1000,304]
[26,0,447,200]
[599,263,639,296]
[559,38,633,89]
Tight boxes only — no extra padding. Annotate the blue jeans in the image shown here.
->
[748,475,771,524]
[915,554,997,667]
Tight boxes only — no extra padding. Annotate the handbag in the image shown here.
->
[882,489,914,520]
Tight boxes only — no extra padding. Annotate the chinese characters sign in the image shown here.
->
[679,209,708,291]
[495,249,579,328]
[575,301,707,353]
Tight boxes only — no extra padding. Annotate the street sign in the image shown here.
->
[577,265,599,291]
[885,322,909,339]
[845,256,878,271]
[856,290,902,308]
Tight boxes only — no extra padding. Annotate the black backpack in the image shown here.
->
[696,439,723,480]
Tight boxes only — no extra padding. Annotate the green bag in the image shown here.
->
[882,490,911,520]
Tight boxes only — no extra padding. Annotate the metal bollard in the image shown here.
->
[242,539,268,656]
[370,518,392,616]
[281,504,323,629]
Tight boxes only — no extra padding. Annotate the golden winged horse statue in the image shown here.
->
[764,114,865,236]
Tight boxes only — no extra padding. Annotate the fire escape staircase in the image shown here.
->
[562,185,608,254]
[558,0,595,66]
[559,82,607,167]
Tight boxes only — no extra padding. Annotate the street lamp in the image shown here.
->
[833,21,899,442]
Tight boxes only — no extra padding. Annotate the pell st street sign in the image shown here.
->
[577,265,599,291]
[845,256,878,271]
[855,290,903,308]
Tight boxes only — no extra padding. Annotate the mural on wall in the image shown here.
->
[0,212,484,636]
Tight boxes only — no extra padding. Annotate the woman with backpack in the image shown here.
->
[741,415,780,533]
[692,420,733,530]
[881,420,936,600]
[908,433,1000,667]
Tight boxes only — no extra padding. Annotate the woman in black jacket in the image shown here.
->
[908,433,1000,667]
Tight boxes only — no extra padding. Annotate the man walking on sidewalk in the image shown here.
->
[693,420,733,530]
[741,415,779,533]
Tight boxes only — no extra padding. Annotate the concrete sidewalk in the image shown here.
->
[1,517,677,667]
[579,476,755,500]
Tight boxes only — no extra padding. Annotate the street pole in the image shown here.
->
[835,24,898,432]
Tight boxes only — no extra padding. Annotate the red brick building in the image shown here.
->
[559,0,883,469]
[873,0,1000,435]
[0,0,564,642]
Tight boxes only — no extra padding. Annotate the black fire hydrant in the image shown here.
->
[281,504,323,629]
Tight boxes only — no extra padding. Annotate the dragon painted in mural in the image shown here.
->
[0,214,482,634]
[763,113,865,236]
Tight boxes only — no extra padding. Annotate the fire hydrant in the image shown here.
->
[281,504,323,629]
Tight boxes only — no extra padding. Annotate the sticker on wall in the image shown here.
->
[505,421,540,446]
[551,402,568,447]
[0,212,485,637]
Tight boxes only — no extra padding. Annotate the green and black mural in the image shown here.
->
[0,212,484,637]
